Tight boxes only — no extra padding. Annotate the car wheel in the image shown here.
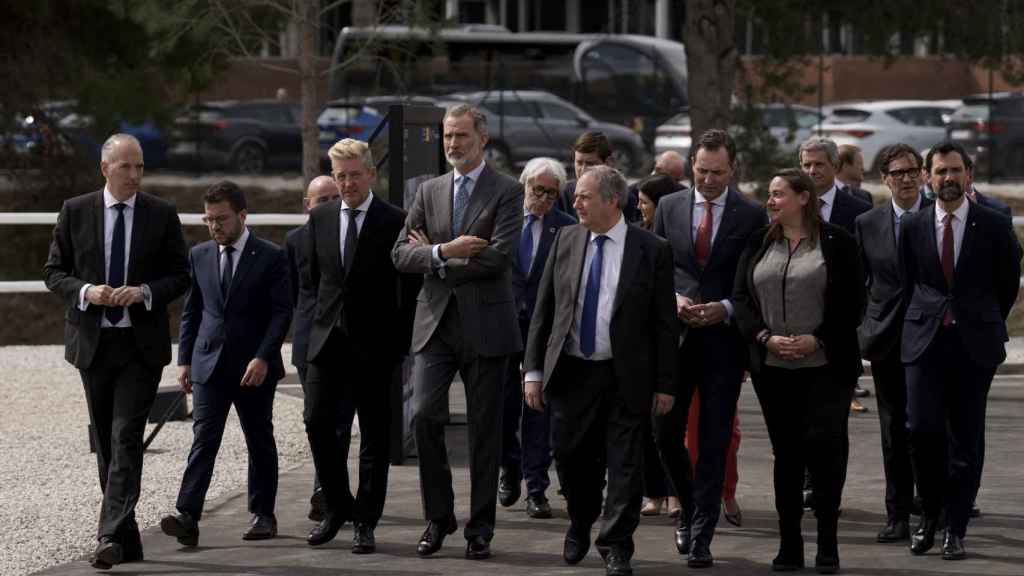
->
[612,146,637,177]
[232,143,266,174]
[485,142,513,175]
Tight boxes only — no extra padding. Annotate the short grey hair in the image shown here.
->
[444,103,488,135]
[579,165,628,209]
[100,133,142,162]
[519,157,567,190]
[798,137,839,167]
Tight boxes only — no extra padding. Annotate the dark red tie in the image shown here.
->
[941,213,955,326]
[695,200,713,267]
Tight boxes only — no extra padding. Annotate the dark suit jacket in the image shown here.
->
[558,179,641,222]
[44,190,190,370]
[827,188,873,234]
[178,233,292,385]
[512,208,576,333]
[839,184,874,206]
[392,164,524,357]
[854,196,933,362]
[900,201,1021,367]
[308,195,415,364]
[524,222,679,414]
[733,223,866,385]
[975,190,1012,219]
[285,225,316,370]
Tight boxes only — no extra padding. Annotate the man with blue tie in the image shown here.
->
[161,181,292,547]
[524,166,678,576]
[498,157,576,518]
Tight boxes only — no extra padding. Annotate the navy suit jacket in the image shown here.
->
[512,208,576,334]
[178,233,292,385]
[974,190,1012,219]
[827,188,873,234]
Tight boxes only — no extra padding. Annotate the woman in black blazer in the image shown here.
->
[732,168,864,574]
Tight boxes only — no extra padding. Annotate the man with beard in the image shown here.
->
[900,142,1021,560]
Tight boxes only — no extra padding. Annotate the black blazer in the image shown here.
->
[900,201,1021,367]
[44,190,190,370]
[839,184,874,206]
[524,222,678,414]
[512,208,576,332]
[975,190,1012,219]
[827,188,873,234]
[178,233,292,385]
[307,195,416,364]
[285,225,316,370]
[854,197,933,362]
[733,223,865,385]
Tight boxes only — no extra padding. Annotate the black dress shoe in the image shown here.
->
[465,535,491,560]
[308,512,346,546]
[160,511,199,547]
[674,525,691,555]
[498,468,522,508]
[416,516,457,556]
[814,552,840,574]
[941,530,966,560]
[308,488,326,522]
[771,546,804,572]
[877,518,910,543]
[910,516,938,555]
[687,540,713,568]
[526,495,553,518]
[352,523,376,554]
[90,537,123,570]
[563,524,590,565]
[605,550,633,576]
[243,513,277,540]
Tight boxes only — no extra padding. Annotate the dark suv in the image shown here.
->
[947,93,1024,179]
[168,100,302,173]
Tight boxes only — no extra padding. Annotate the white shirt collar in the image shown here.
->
[342,191,374,213]
[820,184,838,207]
[221,226,250,254]
[103,186,137,209]
[936,197,970,224]
[455,161,487,183]
[590,213,627,245]
[892,194,922,218]
[693,188,727,206]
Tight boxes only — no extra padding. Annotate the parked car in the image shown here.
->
[317,95,443,171]
[654,103,822,160]
[947,92,1024,179]
[447,90,650,176]
[168,100,302,173]
[815,99,959,174]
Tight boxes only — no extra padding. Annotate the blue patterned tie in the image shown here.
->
[452,176,472,236]
[106,203,127,325]
[519,214,538,275]
[580,235,607,358]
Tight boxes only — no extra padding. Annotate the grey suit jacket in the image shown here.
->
[392,164,524,357]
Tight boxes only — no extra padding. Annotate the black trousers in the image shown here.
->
[411,303,507,541]
[870,347,916,522]
[500,349,555,499]
[548,355,645,558]
[655,328,744,545]
[905,327,994,538]
[80,329,161,540]
[753,365,853,546]
[305,329,394,527]
[296,364,354,501]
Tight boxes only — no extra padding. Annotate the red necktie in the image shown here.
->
[941,213,955,326]
[695,200,713,268]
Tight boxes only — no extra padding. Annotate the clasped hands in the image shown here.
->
[86,284,144,307]
[765,334,818,360]
[676,295,726,327]
[408,229,488,259]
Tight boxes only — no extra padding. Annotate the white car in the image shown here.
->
[814,100,960,174]
[654,103,822,160]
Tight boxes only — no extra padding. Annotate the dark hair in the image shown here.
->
[837,144,862,169]
[204,180,247,212]
[925,141,972,173]
[637,173,677,208]
[764,168,820,247]
[878,143,922,175]
[692,128,737,166]
[573,131,612,161]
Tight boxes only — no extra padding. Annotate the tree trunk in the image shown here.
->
[299,0,320,185]
[684,0,737,143]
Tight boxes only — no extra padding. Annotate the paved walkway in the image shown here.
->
[35,374,1024,576]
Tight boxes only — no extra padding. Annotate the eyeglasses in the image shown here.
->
[201,215,233,227]
[529,186,560,200]
[885,168,920,180]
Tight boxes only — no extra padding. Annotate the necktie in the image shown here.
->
[941,213,955,326]
[695,200,713,268]
[894,213,902,245]
[820,199,829,221]
[452,176,471,236]
[343,208,359,274]
[221,245,235,299]
[519,214,538,275]
[106,203,127,325]
[580,235,608,358]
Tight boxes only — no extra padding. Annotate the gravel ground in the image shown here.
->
[0,345,311,576]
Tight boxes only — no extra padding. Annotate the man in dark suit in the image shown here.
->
[837,144,875,205]
[303,139,414,552]
[557,131,640,223]
[285,176,351,523]
[161,181,291,547]
[652,129,767,568]
[965,156,1013,219]
[901,142,1021,560]
[854,144,932,544]
[498,156,576,519]
[44,134,190,569]
[524,165,678,576]
[392,104,523,560]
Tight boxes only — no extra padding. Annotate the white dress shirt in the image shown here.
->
[891,194,922,244]
[565,214,628,361]
[522,209,544,274]
[432,161,488,269]
[340,191,374,263]
[819,184,838,224]
[220,227,249,280]
[935,198,970,266]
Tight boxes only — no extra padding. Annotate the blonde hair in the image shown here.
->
[328,138,374,170]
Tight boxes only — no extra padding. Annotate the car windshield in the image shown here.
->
[949,104,989,122]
